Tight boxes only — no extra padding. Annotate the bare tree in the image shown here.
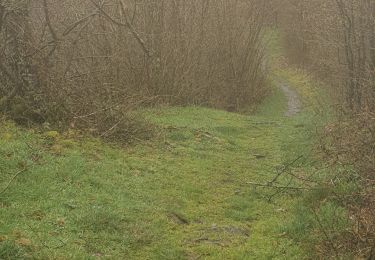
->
[0,0,270,133]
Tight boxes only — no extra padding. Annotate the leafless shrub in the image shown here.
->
[275,0,374,257]
[277,0,375,112]
[0,0,270,139]
[319,112,375,257]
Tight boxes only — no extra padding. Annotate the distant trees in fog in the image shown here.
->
[0,0,269,136]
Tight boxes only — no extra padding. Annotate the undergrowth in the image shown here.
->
[264,29,362,259]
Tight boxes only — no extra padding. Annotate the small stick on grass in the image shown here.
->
[268,155,304,185]
[0,168,27,195]
[247,181,314,190]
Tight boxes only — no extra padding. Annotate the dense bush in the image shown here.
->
[0,0,269,139]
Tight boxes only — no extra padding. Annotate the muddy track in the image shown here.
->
[280,83,301,117]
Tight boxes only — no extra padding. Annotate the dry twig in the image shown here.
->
[0,168,27,195]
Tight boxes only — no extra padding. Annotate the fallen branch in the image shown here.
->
[268,155,304,185]
[100,120,122,137]
[0,168,27,195]
[247,181,313,190]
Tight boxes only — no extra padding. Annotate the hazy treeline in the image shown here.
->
[0,0,269,135]
[276,0,374,256]
[277,0,374,191]
[278,0,374,112]
[277,0,374,177]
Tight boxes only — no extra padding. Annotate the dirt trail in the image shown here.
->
[280,83,301,116]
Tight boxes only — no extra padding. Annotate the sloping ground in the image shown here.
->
[0,78,323,259]
[1,30,342,259]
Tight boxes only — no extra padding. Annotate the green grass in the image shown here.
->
[0,94,318,259]
[0,30,349,259]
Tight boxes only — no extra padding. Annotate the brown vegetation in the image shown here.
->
[277,0,374,112]
[275,0,375,257]
[0,0,269,139]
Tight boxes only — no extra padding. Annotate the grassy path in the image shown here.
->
[279,83,301,117]
[0,30,331,259]
[0,73,322,259]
